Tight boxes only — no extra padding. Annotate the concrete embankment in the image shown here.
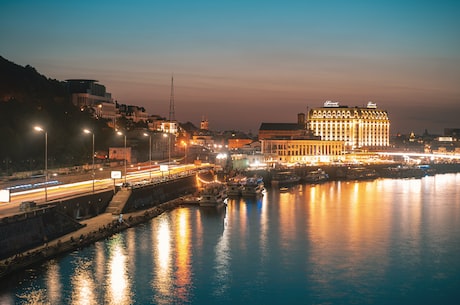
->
[0,174,198,280]
[0,196,193,280]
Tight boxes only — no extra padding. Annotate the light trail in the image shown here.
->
[377,152,460,160]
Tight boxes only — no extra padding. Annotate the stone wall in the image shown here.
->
[123,175,197,213]
[0,207,83,260]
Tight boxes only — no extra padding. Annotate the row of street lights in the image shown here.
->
[33,126,173,202]
[33,126,94,202]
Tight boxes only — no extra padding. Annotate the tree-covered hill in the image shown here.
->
[0,56,112,174]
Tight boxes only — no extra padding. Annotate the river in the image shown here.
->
[1,174,460,304]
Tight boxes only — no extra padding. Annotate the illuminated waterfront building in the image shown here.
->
[261,137,344,164]
[259,120,345,164]
[308,101,390,150]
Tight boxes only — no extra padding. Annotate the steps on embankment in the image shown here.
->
[105,188,131,215]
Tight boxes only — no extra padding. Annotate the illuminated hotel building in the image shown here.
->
[308,101,390,150]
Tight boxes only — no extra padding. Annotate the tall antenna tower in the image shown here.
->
[169,74,175,122]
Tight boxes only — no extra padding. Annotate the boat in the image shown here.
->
[380,165,426,179]
[271,171,301,187]
[226,176,244,197]
[241,177,264,197]
[198,183,227,207]
[346,167,378,180]
[303,168,329,183]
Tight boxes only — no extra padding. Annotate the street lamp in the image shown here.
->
[167,132,171,166]
[143,132,152,181]
[117,131,127,183]
[162,132,168,161]
[34,126,48,202]
[83,129,95,192]
[181,140,188,164]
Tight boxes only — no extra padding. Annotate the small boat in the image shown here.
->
[198,183,227,207]
[346,167,378,180]
[226,176,244,197]
[303,169,329,183]
[271,171,301,187]
[279,187,289,192]
[241,177,264,197]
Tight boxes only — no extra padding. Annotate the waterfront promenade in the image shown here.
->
[0,196,191,280]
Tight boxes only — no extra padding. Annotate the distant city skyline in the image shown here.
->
[1,0,459,134]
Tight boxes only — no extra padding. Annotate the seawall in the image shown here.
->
[0,174,197,280]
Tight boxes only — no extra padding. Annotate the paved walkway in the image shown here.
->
[0,197,193,279]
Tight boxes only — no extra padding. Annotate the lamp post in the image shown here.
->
[143,132,152,181]
[117,131,127,183]
[34,126,48,202]
[182,140,187,164]
[83,129,95,192]
[168,132,171,166]
[162,132,168,161]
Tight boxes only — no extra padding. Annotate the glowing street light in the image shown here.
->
[181,140,188,164]
[143,132,152,181]
[117,131,127,183]
[34,126,48,202]
[83,129,95,192]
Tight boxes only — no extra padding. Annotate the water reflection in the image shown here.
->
[45,260,61,304]
[105,236,132,305]
[175,208,192,303]
[94,242,105,285]
[152,216,173,304]
[213,205,230,296]
[3,174,460,304]
[70,259,97,305]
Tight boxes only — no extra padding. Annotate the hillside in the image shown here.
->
[0,56,68,104]
[0,56,108,174]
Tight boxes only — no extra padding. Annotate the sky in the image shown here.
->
[1,0,459,134]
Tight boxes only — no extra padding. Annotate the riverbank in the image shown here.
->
[0,196,194,280]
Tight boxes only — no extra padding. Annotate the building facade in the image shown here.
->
[261,138,344,164]
[258,123,306,140]
[308,101,390,150]
[67,79,117,121]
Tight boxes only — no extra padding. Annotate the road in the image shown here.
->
[0,163,204,218]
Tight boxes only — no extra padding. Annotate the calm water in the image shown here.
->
[1,174,460,305]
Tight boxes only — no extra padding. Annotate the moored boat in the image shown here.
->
[198,183,227,207]
[303,168,329,183]
[241,177,264,197]
[346,167,378,180]
[380,165,426,179]
[226,176,244,197]
[271,171,301,187]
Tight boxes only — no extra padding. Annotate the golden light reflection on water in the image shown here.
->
[304,178,442,289]
[175,208,192,303]
[152,216,173,304]
[278,188,298,251]
[70,260,96,305]
[105,236,133,305]
[45,261,61,304]
[126,229,136,275]
[238,201,248,252]
[195,208,203,252]
[94,242,105,284]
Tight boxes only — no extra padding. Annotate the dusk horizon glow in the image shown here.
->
[1,0,459,134]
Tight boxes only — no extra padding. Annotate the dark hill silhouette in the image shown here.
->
[0,56,67,104]
[0,56,111,174]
